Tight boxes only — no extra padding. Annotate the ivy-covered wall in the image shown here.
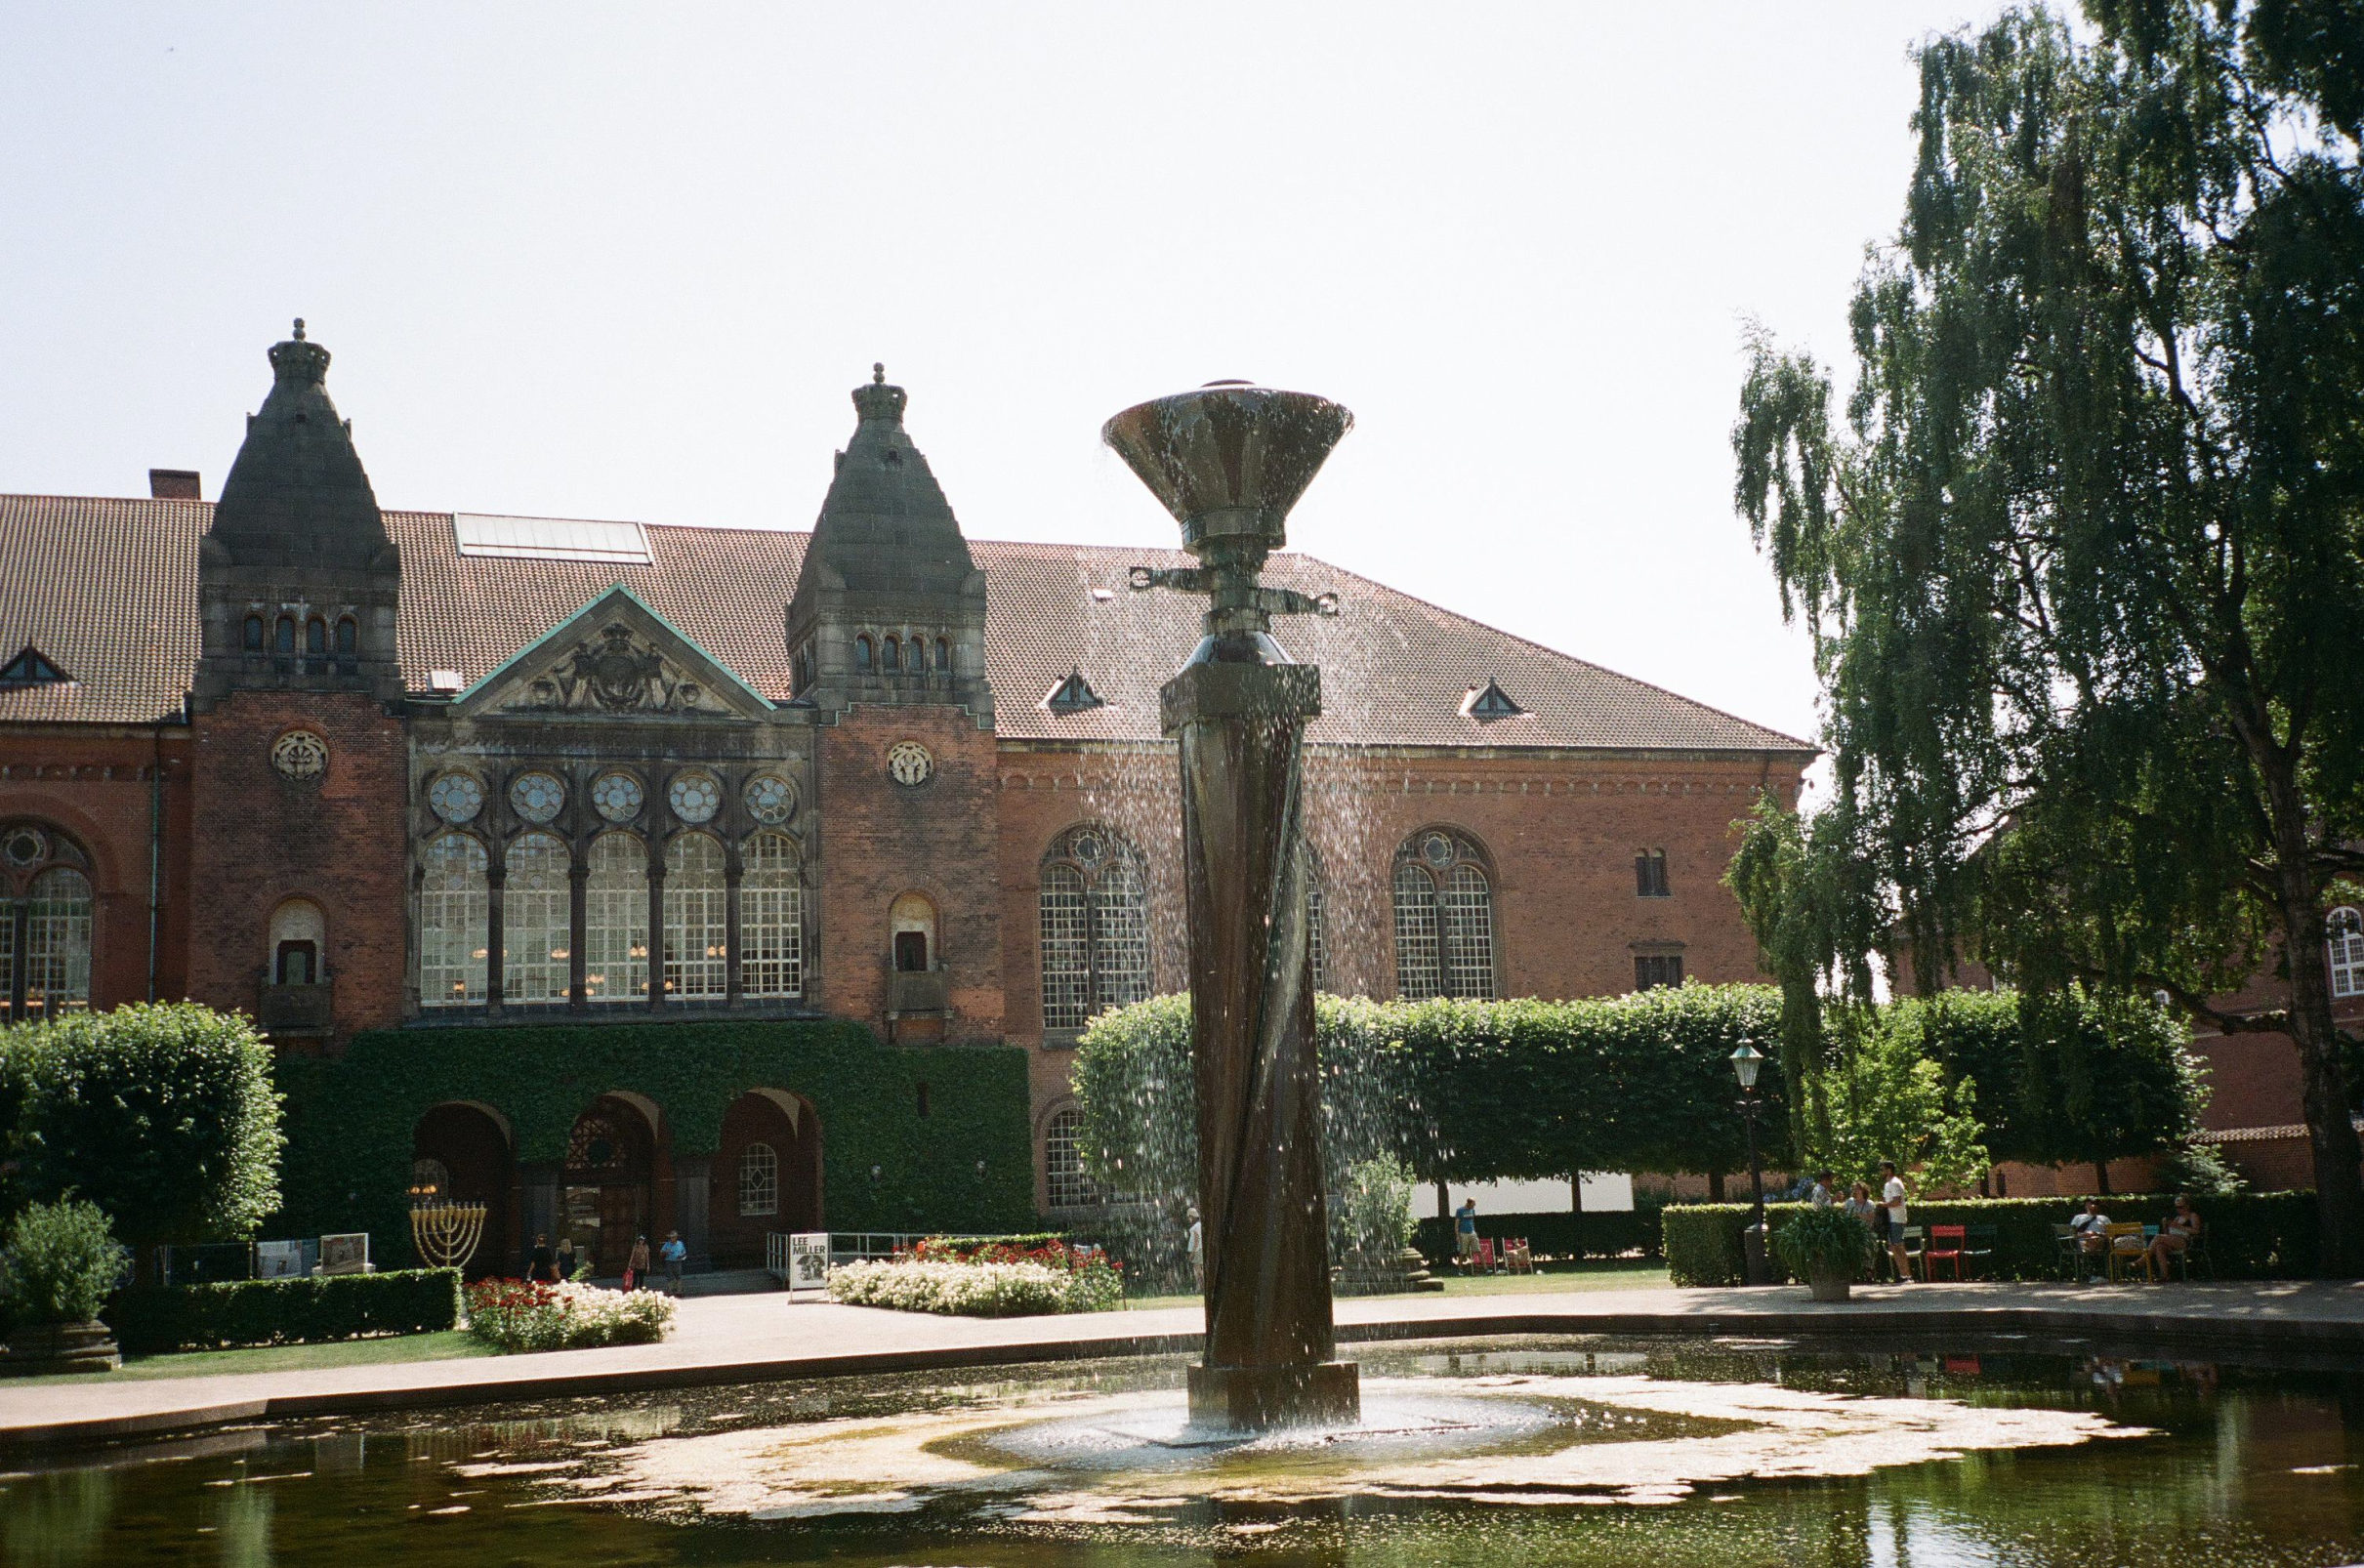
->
[272,1020,1036,1262]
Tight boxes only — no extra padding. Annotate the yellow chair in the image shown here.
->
[2103,1223,2152,1283]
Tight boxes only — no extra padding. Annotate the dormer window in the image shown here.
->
[1462,679,1524,721]
[1045,668,1104,714]
[0,646,69,687]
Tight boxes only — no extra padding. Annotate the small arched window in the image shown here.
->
[1392,829,1496,1001]
[937,638,953,674]
[335,617,357,657]
[274,616,296,656]
[913,637,931,674]
[738,1142,779,1217]
[891,890,935,972]
[243,615,266,652]
[854,636,873,673]
[1039,825,1150,1030]
[305,617,327,657]
[1636,847,1671,897]
[268,897,326,986]
[2331,907,2364,1001]
[883,636,901,673]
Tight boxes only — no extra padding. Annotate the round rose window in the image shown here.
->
[887,741,933,787]
[271,730,328,781]
[591,771,644,823]
[668,770,722,823]
[744,773,797,825]
[509,771,565,824]
[427,772,484,823]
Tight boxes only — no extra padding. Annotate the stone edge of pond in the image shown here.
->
[5,1300,2360,1455]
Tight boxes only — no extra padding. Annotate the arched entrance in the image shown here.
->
[709,1090,821,1268]
[562,1095,658,1277]
[411,1102,513,1279]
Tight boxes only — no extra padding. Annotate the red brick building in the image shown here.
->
[0,325,1812,1239]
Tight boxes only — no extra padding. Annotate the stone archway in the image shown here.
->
[709,1090,822,1268]
[411,1101,514,1278]
[560,1094,661,1277]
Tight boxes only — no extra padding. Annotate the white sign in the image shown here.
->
[786,1233,830,1297]
[256,1241,306,1279]
[318,1232,371,1276]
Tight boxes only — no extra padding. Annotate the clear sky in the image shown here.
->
[0,3,2011,751]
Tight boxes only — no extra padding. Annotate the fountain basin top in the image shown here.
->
[1101,383,1352,554]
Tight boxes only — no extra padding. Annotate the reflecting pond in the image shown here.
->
[7,1334,2364,1566]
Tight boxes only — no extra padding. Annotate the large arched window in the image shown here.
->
[664,833,728,1001]
[2332,907,2364,1001]
[1392,829,1496,1001]
[738,1142,778,1217]
[584,833,647,1003]
[1039,825,1150,1031]
[503,833,570,1005]
[419,833,489,1008]
[2,826,94,1021]
[1044,1105,1104,1208]
[741,832,803,999]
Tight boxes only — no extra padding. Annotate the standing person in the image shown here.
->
[527,1232,555,1285]
[1455,1198,1480,1267]
[1184,1209,1202,1292]
[1810,1171,1837,1210]
[660,1230,687,1296]
[554,1232,577,1282]
[626,1234,650,1293]
[1880,1161,1913,1282]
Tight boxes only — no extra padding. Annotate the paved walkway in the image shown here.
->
[7,1279,2364,1451]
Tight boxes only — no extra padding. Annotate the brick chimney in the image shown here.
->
[149,469,201,501]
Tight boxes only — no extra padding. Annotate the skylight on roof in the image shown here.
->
[0,645,69,687]
[453,514,652,565]
[1044,668,1105,714]
[1462,679,1525,721]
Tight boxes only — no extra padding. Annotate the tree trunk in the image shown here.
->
[1570,1173,1586,1259]
[2281,887,2364,1276]
[2094,1161,2111,1196]
[1435,1181,1450,1223]
[1708,1169,1726,1202]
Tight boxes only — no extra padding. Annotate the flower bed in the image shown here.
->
[463,1278,675,1352]
[827,1238,1123,1316]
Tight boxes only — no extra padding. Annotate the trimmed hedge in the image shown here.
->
[273,1020,1037,1266]
[104,1268,464,1354]
[1663,1192,2320,1287]
[1414,1209,1665,1262]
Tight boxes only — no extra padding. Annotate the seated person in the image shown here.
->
[2067,1198,2111,1274]
[2147,1194,2201,1277]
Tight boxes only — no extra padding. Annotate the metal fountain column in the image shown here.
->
[1104,381,1362,1429]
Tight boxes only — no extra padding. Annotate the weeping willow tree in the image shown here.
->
[1734,2,2364,1268]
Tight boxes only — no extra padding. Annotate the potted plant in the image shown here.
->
[0,1199,127,1374]
[1770,1206,1874,1303]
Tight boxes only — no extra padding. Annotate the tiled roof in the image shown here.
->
[0,495,1811,753]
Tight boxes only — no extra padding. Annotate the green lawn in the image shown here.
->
[1123,1259,1670,1311]
[5,1329,492,1387]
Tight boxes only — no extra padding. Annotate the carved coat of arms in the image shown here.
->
[512,623,703,713]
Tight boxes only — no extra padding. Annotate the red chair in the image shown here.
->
[1503,1237,1534,1275]
[1473,1236,1498,1273]
[1924,1224,1968,1281]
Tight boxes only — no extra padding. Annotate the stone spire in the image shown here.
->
[193,321,403,710]
[784,367,991,722]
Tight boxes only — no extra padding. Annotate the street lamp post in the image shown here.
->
[1729,1043,1770,1286]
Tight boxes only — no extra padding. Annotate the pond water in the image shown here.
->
[8,1335,2364,1566]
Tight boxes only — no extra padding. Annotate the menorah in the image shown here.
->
[410,1200,487,1272]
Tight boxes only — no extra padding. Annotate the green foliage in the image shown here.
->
[1769,1205,1876,1281]
[1809,1015,1988,1194]
[103,1268,463,1354]
[2157,1141,2250,1199]
[1,1005,283,1244]
[0,1200,124,1328]
[271,1020,1035,1263]
[1335,1154,1419,1263]
[1733,0,2364,1265]
[1665,1191,2318,1287]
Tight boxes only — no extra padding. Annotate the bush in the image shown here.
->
[828,1251,1125,1316]
[463,1279,674,1353]
[0,1200,124,1329]
[1770,1205,1875,1281]
[1664,1191,2320,1286]
[1336,1154,1418,1263]
[2,1004,282,1245]
[104,1268,464,1354]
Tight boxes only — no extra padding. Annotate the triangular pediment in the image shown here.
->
[451,585,774,721]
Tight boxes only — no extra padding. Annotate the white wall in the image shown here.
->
[1441,1173,1634,1216]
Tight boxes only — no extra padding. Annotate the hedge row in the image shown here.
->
[104,1268,464,1354]
[1662,1192,2319,1287]
[1413,1210,1665,1262]
[274,1020,1038,1265]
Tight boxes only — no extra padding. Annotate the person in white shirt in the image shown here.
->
[2067,1198,2112,1282]
[1810,1171,1837,1209]
[1880,1161,1913,1282]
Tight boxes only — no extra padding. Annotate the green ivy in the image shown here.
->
[271,1020,1037,1264]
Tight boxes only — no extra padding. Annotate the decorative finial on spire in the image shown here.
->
[873,362,886,385]
[292,318,307,342]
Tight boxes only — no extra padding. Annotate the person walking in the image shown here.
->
[1454,1198,1480,1268]
[527,1232,555,1285]
[554,1232,578,1282]
[660,1230,687,1296]
[1880,1161,1913,1282]
[626,1234,651,1292]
